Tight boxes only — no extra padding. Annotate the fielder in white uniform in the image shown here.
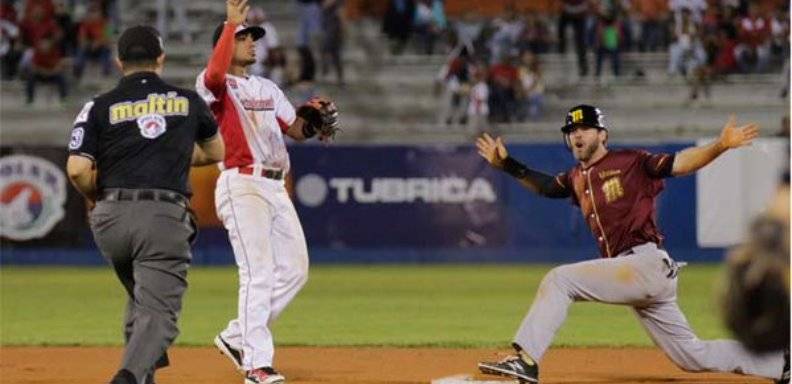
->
[195,2,337,383]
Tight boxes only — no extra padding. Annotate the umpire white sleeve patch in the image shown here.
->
[73,101,94,125]
[69,127,84,150]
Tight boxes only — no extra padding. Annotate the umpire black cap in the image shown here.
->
[561,104,607,133]
[117,25,164,62]
[212,22,266,47]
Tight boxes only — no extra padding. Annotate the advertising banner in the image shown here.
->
[0,146,90,248]
[3,142,726,264]
[289,145,510,248]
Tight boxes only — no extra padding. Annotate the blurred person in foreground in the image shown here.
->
[721,171,789,377]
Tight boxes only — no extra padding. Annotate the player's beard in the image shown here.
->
[234,57,256,67]
[573,139,600,162]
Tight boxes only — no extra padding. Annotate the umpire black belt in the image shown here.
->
[100,188,189,208]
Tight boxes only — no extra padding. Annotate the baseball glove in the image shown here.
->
[296,96,340,141]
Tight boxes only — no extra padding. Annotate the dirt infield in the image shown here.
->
[0,346,768,383]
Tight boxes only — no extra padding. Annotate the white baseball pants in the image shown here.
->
[215,169,309,370]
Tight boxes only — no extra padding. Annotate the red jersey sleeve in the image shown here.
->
[639,150,675,179]
[203,22,238,97]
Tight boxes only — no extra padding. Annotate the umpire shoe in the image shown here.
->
[776,349,790,384]
[109,369,137,384]
[245,367,285,384]
[214,334,243,372]
[478,344,538,383]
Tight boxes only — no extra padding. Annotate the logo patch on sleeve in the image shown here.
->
[68,127,85,150]
[74,101,94,125]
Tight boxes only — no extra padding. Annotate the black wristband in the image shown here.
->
[502,156,528,179]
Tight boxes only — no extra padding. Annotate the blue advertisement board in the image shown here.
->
[2,142,722,264]
[289,145,510,248]
[285,142,709,263]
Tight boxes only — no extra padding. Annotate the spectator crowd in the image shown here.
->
[0,0,786,124]
[379,0,789,125]
[1,0,121,106]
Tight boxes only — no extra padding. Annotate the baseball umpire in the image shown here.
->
[475,105,789,383]
[65,25,224,384]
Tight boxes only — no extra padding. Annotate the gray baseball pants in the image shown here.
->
[514,242,785,380]
[91,194,195,384]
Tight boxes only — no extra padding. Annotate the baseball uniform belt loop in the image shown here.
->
[100,188,189,208]
[237,165,284,180]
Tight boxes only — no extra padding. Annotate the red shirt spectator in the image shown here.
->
[489,62,518,88]
[446,57,469,80]
[19,4,60,47]
[738,6,770,47]
[1,2,17,23]
[32,39,62,71]
[79,18,108,44]
[23,0,54,20]
[79,7,109,45]
[634,0,667,22]
[713,35,737,73]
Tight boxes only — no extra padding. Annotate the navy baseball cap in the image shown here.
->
[561,104,608,133]
[212,22,266,47]
[117,25,164,62]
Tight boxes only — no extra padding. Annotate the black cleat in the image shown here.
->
[214,334,243,372]
[109,369,137,384]
[478,347,538,383]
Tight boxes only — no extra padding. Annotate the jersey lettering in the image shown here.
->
[602,177,624,204]
[109,92,189,124]
[598,169,621,179]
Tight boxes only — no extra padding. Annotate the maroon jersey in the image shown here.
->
[556,149,675,258]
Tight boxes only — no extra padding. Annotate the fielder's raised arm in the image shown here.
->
[204,0,248,94]
[671,114,760,176]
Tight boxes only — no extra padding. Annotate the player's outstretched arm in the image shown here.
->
[476,133,570,198]
[671,115,759,176]
[205,0,249,92]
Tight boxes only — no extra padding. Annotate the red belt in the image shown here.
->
[238,166,284,180]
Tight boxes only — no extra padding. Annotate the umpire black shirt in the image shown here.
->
[68,72,218,196]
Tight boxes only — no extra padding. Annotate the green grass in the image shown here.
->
[0,264,733,348]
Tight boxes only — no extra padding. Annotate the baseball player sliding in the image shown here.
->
[476,105,789,384]
[195,1,339,383]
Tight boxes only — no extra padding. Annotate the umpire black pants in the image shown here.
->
[90,190,196,384]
